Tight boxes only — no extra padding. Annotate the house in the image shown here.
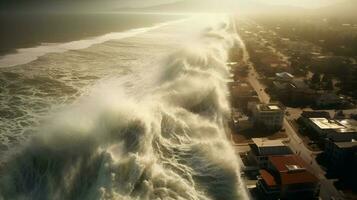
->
[252,103,285,130]
[256,155,320,200]
[248,138,292,168]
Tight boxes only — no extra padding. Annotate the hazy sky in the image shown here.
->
[256,0,344,8]
[0,0,347,11]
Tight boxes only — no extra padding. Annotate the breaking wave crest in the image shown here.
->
[0,16,246,200]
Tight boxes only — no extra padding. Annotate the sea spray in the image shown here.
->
[0,15,247,200]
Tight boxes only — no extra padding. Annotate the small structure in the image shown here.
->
[248,138,292,168]
[232,109,253,131]
[275,72,294,82]
[256,155,320,200]
[252,103,285,130]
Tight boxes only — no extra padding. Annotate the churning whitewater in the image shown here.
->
[0,15,247,200]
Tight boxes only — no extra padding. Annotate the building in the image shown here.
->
[256,155,320,200]
[324,139,357,191]
[232,109,253,131]
[252,103,285,130]
[248,138,292,168]
[315,93,345,108]
[272,78,315,106]
[276,72,294,82]
[308,118,357,142]
[324,139,357,172]
[230,81,258,111]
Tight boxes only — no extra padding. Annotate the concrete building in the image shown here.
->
[272,78,315,106]
[252,103,285,130]
[256,155,320,200]
[248,138,292,168]
[230,81,258,111]
[324,139,357,172]
[232,109,253,131]
[324,139,357,191]
[308,118,357,142]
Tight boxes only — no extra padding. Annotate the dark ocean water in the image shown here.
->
[0,12,185,55]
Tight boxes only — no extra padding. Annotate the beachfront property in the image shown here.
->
[256,155,320,200]
[252,103,285,130]
[230,81,259,112]
[232,108,253,131]
[248,138,292,168]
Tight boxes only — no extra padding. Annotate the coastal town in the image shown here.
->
[229,18,357,200]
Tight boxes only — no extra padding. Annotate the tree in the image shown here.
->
[311,73,321,84]
[326,79,334,90]
[322,74,334,90]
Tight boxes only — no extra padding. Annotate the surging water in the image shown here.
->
[0,15,247,200]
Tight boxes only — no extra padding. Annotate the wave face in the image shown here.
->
[0,15,246,200]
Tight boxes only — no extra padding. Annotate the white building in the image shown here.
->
[248,138,292,168]
[308,118,357,142]
[253,103,285,130]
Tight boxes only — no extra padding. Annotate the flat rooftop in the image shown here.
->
[310,118,357,133]
[268,155,318,185]
[252,138,286,147]
[257,103,284,112]
[335,141,357,149]
[310,118,345,129]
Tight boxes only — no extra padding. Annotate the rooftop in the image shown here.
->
[268,155,318,185]
[276,72,294,79]
[301,111,330,119]
[290,79,308,89]
[257,103,284,112]
[251,138,292,156]
[335,140,357,149]
[252,138,286,147]
[310,118,345,130]
[260,169,277,187]
[310,118,357,134]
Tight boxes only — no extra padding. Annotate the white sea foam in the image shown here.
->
[0,14,248,200]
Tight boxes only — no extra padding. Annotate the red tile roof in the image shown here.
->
[260,169,277,187]
[268,155,318,185]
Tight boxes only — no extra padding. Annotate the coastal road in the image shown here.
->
[235,21,344,200]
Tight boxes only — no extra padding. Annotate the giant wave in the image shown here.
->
[0,15,247,200]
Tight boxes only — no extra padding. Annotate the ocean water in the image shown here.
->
[0,14,247,200]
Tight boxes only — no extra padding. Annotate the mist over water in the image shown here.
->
[0,15,247,200]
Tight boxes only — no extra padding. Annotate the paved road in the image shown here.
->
[235,21,345,200]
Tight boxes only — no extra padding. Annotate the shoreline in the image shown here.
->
[0,18,187,68]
